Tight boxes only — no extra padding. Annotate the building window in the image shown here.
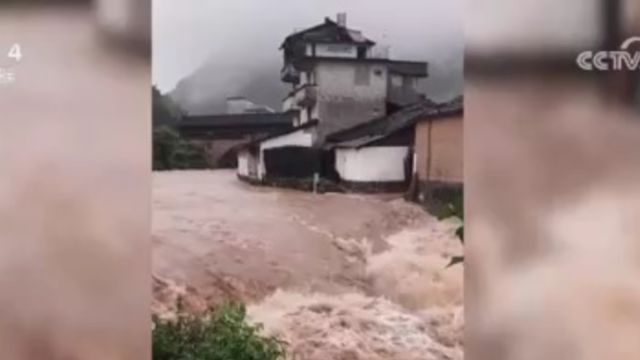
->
[354,66,371,86]
[374,68,384,77]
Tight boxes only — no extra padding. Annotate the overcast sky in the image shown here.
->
[153,0,463,99]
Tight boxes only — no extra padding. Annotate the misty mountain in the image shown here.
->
[156,0,463,109]
[169,59,289,115]
[168,51,462,116]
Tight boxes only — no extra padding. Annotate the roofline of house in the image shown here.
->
[326,98,462,149]
[324,114,387,143]
[325,113,418,150]
[236,119,320,151]
[415,108,463,122]
[279,21,329,49]
[332,110,464,149]
[332,130,406,149]
[279,17,375,49]
[297,39,376,46]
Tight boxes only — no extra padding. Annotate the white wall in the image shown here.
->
[261,128,314,151]
[237,151,250,177]
[335,146,408,182]
[258,127,316,179]
[315,43,358,59]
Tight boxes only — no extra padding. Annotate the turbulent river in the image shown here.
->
[153,170,463,360]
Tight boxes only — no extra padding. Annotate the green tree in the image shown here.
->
[437,194,464,267]
[153,303,287,360]
[153,126,208,170]
[153,85,183,128]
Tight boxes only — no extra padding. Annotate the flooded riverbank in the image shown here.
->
[152,170,462,359]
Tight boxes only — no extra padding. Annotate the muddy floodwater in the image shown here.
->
[153,170,462,360]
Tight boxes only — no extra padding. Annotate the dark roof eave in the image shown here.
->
[388,60,429,77]
[326,98,461,146]
[417,108,464,122]
[280,18,375,49]
[237,119,319,150]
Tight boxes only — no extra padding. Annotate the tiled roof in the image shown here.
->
[326,97,462,148]
[235,120,320,151]
[281,18,375,49]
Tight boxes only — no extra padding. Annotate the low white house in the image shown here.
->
[237,148,258,179]
[324,100,441,191]
[236,14,432,192]
[257,125,316,180]
[335,146,409,183]
[237,120,319,182]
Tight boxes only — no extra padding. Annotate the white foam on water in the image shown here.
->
[249,212,464,360]
[249,290,461,360]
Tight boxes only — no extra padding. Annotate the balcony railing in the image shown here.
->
[283,84,317,111]
[280,64,300,83]
[368,45,390,59]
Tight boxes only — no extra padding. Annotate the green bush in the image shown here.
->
[153,126,209,170]
[153,302,287,360]
[437,194,464,267]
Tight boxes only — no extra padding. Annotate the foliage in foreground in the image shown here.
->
[153,302,287,360]
[153,126,209,170]
[437,194,464,267]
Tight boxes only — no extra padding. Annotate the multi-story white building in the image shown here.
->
[238,14,433,183]
[279,14,429,142]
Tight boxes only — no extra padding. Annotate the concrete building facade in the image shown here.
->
[279,14,428,143]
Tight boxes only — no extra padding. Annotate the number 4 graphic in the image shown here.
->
[8,44,22,62]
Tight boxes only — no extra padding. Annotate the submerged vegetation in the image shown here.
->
[438,194,464,267]
[153,126,209,170]
[152,85,208,170]
[153,302,287,360]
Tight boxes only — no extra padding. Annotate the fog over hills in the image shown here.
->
[155,0,463,114]
[169,53,462,115]
[169,60,289,115]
